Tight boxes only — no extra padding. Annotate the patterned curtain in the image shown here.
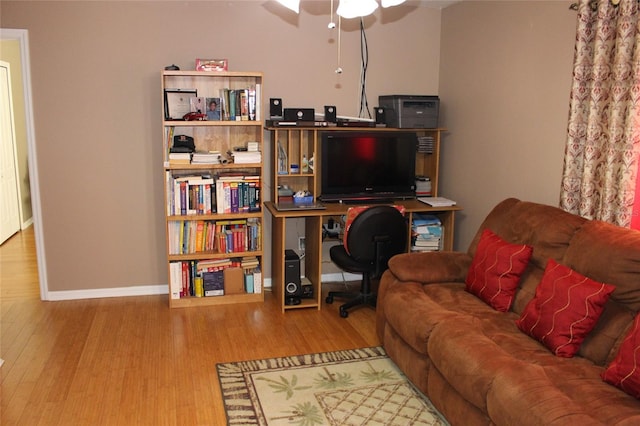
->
[560,0,640,227]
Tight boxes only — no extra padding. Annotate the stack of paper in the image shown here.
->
[418,197,457,207]
[411,214,443,252]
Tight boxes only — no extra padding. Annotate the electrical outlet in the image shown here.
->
[298,236,306,252]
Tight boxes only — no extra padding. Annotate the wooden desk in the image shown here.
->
[265,200,462,313]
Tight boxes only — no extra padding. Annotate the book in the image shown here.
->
[244,270,254,293]
[252,267,262,294]
[418,197,457,207]
[169,262,182,299]
[203,271,224,296]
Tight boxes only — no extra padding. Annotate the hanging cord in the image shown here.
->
[336,16,342,74]
[358,18,372,119]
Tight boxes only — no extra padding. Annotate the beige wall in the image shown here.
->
[439,1,576,250]
[0,1,442,292]
[0,39,32,225]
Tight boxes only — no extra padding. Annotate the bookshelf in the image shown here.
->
[267,127,445,202]
[269,127,319,202]
[162,70,264,308]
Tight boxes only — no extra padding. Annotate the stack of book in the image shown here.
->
[241,256,261,293]
[169,256,262,299]
[166,173,215,216]
[232,150,262,164]
[219,86,260,121]
[192,151,221,164]
[167,217,261,255]
[168,152,191,165]
[215,173,261,213]
[411,214,443,252]
[417,136,434,154]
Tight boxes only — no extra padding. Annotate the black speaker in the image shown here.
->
[270,98,283,118]
[284,108,315,122]
[324,105,337,123]
[284,249,302,305]
[375,107,386,125]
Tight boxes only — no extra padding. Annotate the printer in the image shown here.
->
[378,95,439,129]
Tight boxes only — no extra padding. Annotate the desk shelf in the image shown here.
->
[265,200,461,313]
[265,126,455,313]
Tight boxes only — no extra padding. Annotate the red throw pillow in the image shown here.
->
[602,313,640,399]
[465,229,533,312]
[516,259,615,358]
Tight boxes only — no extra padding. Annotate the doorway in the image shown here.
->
[0,29,47,299]
[0,60,21,244]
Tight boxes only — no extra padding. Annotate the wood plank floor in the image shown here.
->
[0,227,380,425]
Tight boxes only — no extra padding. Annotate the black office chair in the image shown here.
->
[326,205,408,318]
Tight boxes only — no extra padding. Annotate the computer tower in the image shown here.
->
[284,249,302,305]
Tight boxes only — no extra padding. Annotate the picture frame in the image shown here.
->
[164,88,197,120]
[205,97,222,121]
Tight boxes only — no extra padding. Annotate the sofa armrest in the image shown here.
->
[387,251,472,284]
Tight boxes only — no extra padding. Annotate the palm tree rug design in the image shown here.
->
[216,346,448,425]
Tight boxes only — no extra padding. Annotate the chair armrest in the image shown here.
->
[387,251,472,284]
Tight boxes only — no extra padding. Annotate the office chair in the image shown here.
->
[325,205,408,318]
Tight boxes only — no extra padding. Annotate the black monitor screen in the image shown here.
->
[320,131,417,202]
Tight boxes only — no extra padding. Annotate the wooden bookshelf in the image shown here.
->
[162,70,265,308]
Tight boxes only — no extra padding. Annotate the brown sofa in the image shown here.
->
[376,198,640,425]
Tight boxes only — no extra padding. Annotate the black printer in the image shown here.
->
[378,95,439,129]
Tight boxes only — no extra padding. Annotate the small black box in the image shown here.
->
[284,108,315,122]
[375,107,386,125]
[270,98,283,118]
[284,249,302,300]
[324,105,337,123]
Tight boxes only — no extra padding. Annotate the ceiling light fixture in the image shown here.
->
[276,0,407,19]
[381,0,406,7]
[276,0,300,13]
[336,0,378,19]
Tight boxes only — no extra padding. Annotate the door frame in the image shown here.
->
[0,29,48,300]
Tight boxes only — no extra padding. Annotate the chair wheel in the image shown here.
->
[326,295,334,304]
[340,308,349,318]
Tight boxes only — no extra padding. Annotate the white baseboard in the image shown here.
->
[44,273,362,301]
[21,217,33,230]
[47,285,168,301]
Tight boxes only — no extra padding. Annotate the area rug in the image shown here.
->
[216,346,449,426]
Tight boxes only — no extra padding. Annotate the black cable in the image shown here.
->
[359,18,372,119]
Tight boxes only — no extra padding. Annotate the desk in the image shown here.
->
[265,200,462,313]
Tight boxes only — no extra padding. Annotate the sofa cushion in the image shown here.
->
[381,281,468,356]
[516,259,615,357]
[563,220,640,365]
[427,306,640,425]
[602,313,640,399]
[465,229,533,312]
[468,198,587,316]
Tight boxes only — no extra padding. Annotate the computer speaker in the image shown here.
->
[284,249,302,304]
[270,98,283,118]
[375,107,386,125]
[324,105,337,123]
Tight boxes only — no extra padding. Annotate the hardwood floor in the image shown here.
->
[0,227,40,301]
[0,228,379,425]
